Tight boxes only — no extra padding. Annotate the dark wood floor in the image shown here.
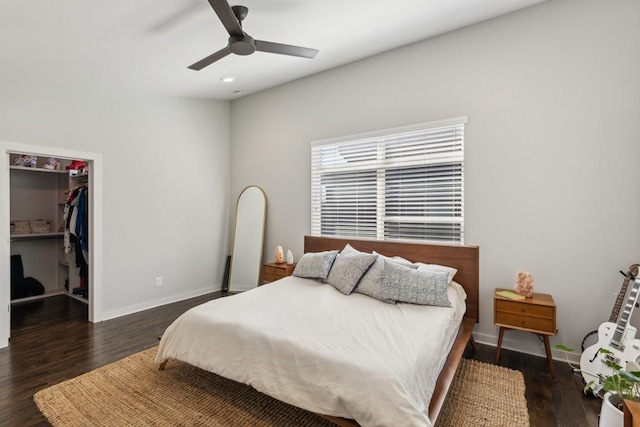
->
[1,293,601,427]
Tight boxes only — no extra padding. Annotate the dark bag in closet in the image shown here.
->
[10,254,45,300]
[10,254,24,282]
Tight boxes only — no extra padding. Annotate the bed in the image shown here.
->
[156,235,479,427]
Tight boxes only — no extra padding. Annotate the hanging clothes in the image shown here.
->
[64,186,88,254]
[63,185,89,298]
[63,186,82,254]
[74,186,89,263]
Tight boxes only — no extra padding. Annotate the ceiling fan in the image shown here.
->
[189,0,319,70]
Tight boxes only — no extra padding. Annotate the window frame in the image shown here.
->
[310,117,467,244]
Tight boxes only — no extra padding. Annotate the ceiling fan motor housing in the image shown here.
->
[229,34,256,55]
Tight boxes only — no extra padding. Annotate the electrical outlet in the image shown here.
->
[155,277,163,287]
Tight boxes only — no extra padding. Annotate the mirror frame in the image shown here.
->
[228,185,267,292]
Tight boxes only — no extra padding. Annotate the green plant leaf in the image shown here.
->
[620,370,640,383]
[604,360,623,371]
[553,344,574,352]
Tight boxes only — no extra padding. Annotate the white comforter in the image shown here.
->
[156,276,466,427]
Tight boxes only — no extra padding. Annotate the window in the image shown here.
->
[310,118,465,244]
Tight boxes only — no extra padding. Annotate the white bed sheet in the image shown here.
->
[156,276,466,427]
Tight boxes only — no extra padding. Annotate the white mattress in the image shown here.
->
[156,276,466,427]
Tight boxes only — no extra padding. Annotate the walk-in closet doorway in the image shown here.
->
[0,140,103,348]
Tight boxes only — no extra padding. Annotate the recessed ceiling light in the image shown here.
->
[220,76,235,83]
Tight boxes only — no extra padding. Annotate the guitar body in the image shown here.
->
[580,321,640,385]
[580,265,640,390]
[581,329,599,352]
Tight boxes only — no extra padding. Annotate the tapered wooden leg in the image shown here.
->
[159,360,168,371]
[495,327,505,364]
[469,334,477,351]
[543,335,555,377]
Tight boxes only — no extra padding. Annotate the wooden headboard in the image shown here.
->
[304,235,479,322]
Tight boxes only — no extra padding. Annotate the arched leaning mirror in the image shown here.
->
[228,186,267,292]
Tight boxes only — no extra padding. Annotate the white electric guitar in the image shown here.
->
[581,269,640,389]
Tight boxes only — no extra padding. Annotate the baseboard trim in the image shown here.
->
[102,286,220,321]
[473,332,581,365]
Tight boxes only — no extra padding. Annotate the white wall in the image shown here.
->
[0,87,230,322]
[230,0,640,361]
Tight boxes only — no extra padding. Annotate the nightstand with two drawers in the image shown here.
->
[494,288,557,376]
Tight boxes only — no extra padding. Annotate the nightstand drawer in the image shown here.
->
[264,272,284,282]
[495,311,555,334]
[495,299,554,319]
[263,263,296,284]
[264,265,286,276]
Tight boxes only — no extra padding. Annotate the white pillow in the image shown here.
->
[416,263,458,285]
[372,251,416,267]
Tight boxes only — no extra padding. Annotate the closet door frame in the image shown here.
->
[0,140,103,349]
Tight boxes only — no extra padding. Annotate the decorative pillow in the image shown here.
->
[381,260,451,307]
[354,253,416,303]
[325,244,378,295]
[416,263,458,285]
[292,250,339,280]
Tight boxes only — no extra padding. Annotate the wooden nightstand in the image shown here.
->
[624,399,640,427]
[494,288,557,376]
[263,263,296,284]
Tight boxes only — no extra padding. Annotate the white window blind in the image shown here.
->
[310,118,465,244]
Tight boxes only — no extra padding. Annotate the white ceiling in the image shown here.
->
[0,0,546,100]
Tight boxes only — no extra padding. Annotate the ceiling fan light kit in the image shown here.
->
[189,0,319,71]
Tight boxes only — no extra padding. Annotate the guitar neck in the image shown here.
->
[612,276,640,348]
[610,279,632,322]
[609,264,640,323]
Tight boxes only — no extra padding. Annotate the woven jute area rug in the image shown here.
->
[34,347,529,427]
[433,358,529,427]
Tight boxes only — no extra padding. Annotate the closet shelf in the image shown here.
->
[70,172,88,181]
[10,232,64,241]
[9,165,68,174]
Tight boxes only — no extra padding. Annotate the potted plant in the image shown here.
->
[583,348,640,427]
[553,344,640,426]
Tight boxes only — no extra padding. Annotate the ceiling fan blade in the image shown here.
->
[188,46,232,70]
[255,40,319,59]
[206,0,243,37]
